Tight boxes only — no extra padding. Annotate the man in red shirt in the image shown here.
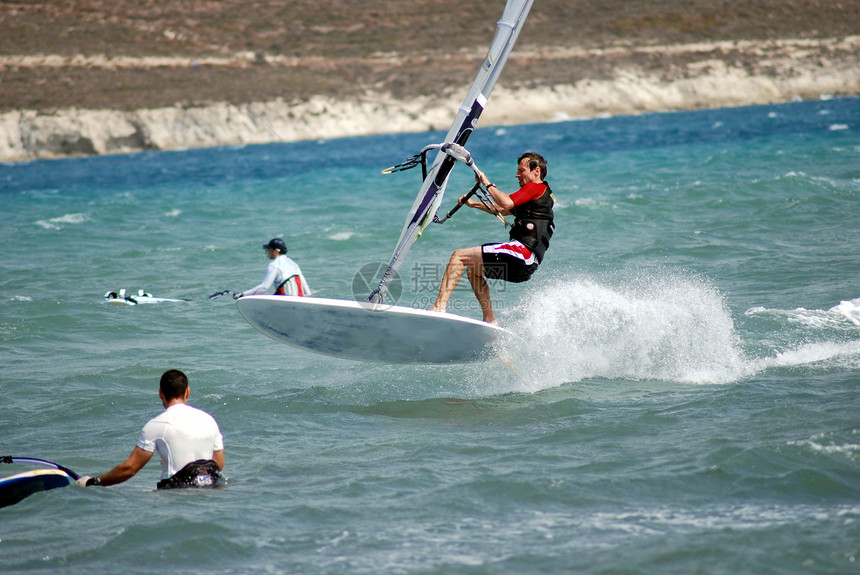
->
[429,152,555,324]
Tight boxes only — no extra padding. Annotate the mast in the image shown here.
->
[369,0,534,304]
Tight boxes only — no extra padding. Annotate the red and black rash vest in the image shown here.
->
[509,182,555,263]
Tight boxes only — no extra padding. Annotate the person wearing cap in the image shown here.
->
[235,237,311,298]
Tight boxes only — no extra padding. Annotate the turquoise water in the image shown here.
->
[1,97,858,574]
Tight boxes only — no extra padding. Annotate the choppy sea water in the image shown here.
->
[1,97,858,574]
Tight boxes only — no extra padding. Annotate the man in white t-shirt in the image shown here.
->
[235,237,311,298]
[76,370,225,489]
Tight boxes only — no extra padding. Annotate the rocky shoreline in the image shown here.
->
[2,35,858,163]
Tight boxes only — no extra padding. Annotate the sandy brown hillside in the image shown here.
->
[1,0,857,113]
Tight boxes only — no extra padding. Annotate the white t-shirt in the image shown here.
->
[137,403,224,479]
[242,254,311,297]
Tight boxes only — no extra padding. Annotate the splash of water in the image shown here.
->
[484,276,860,394]
[499,272,749,388]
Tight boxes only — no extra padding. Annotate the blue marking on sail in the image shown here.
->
[369,0,534,304]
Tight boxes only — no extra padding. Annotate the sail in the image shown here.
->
[369,0,534,304]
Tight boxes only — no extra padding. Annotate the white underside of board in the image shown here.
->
[237,295,510,364]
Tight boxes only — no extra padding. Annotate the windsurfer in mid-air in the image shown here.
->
[429,152,555,324]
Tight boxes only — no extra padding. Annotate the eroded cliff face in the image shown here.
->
[2,36,858,163]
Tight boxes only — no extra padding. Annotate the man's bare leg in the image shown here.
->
[429,248,471,313]
[429,246,496,324]
[465,254,496,324]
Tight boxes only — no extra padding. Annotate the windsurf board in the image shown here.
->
[0,468,74,508]
[103,289,188,305]
[237,295,510,364]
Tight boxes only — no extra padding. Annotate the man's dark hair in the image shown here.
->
[518,152,547,180]
[160,369,189,400]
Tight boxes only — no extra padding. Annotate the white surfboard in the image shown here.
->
[236,295,510,364]
[103,289,188,305]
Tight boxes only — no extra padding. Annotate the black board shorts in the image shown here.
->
[482,241,539,283]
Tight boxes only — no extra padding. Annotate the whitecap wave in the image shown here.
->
[831,298,860,326]
[756,340,860,371]
[789,431,860,459]
[34,213,89,230]
[745,297,860,329]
